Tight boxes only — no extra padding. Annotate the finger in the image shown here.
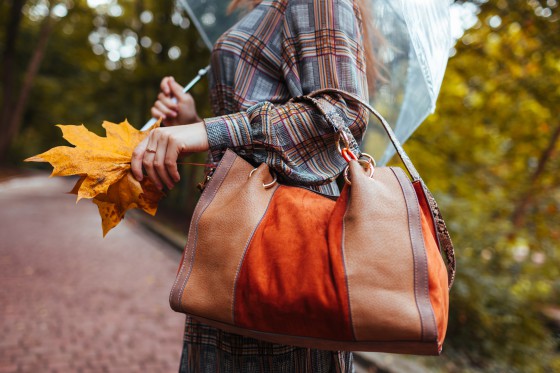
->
[154,101,177,118]
[165,137,181,183]
[157,93,179,111]
[154,99,177,118]
[151,107,165,120]
[153,134,175,189]
[143,134,163,190]
[160,76,172,95]
[167,77,178,96]
[169,80,186,101]
[131,139,148,181]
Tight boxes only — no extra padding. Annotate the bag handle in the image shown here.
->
[292,87,421,182]
[293,88,456,288]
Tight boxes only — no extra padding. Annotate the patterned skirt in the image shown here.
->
[178,316,353,373]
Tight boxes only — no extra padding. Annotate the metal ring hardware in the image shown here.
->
[335,131,351,156]
[336,131,361,162]
[359,152,377,168]
[249,168,278,189]
[343,153,376,185]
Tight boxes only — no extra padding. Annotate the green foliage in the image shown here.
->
[396,0,560,371]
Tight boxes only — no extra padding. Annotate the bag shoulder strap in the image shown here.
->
[295,87,456,289]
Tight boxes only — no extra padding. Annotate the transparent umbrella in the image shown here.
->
[366,0,452,164]
[144,0,452,165]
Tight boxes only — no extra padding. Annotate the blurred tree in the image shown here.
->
[393,0,560,371]
[0,0,28,161]
[0,0,211,163]
[2,1,58,163]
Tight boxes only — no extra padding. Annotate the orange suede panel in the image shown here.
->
[234,186,354,340]
[414,182,449,348]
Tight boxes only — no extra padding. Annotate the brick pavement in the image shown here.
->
[0,174,187,373]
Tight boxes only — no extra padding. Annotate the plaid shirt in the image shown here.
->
[204,0,369,196]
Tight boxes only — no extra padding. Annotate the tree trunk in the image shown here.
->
[0,0,26,163]
[4,16,55,157]
[135,0,149,124]
[511,122,560,230]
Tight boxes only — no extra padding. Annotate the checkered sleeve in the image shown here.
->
[204,0,369,186]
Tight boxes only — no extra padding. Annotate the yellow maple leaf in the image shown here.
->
[92,173,164,237]
[25,119,164,236]
[26,120,152,200]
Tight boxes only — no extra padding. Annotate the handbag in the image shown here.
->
[169,88,456,355]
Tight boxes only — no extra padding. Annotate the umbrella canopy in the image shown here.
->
[367,0,452,163]
[167,0,452,164]
[176,0,242,51]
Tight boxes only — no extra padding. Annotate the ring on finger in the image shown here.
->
[146,148,157,153]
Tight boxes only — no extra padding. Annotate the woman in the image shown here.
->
[131,0,375,371]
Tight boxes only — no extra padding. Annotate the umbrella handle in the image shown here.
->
[141,65,210,131]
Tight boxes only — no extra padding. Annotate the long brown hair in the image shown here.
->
[226,0,380,95]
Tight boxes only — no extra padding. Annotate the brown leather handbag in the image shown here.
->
[169,88,455,355]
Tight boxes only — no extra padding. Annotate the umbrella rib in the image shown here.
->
[177,0,215,51]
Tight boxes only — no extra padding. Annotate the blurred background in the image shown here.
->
[1,0,559,372]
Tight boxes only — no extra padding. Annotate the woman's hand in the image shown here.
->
[151,76,201,126]
[131,122,209,190]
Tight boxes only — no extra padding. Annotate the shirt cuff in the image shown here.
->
[204,111,252,162]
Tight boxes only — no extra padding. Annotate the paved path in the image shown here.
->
[0,174,186,373]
